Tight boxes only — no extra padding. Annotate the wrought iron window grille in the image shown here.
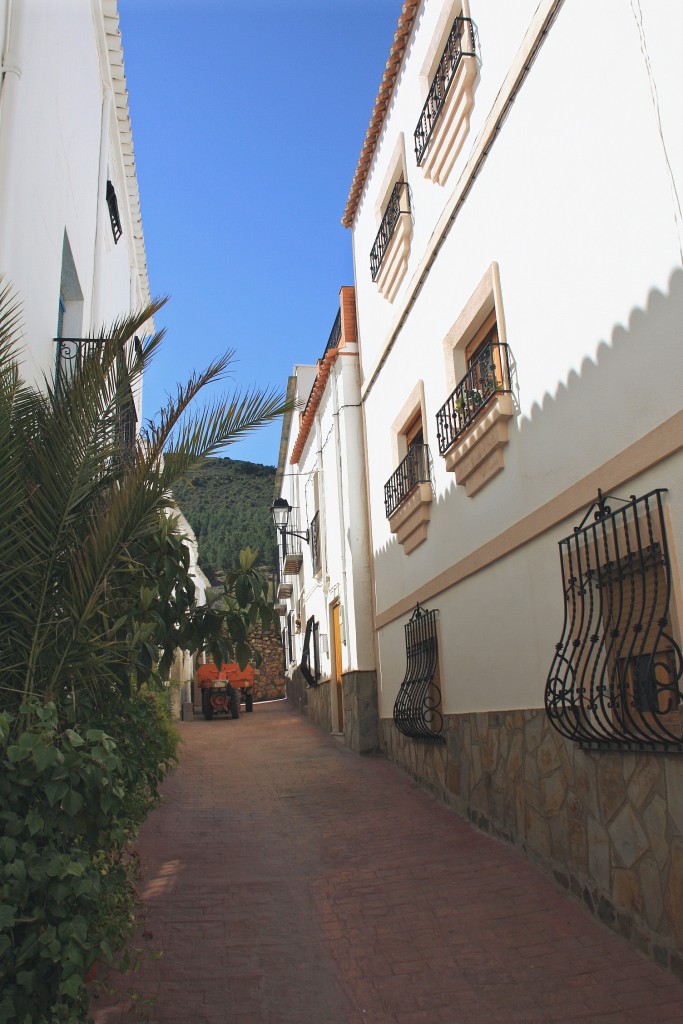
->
[414,16,477,166]
[393,604,444,743]
[384,443,431,519]
[300,615,321,687]
[370,180,411,282]
[545,488,683,752]
[435,341,512,455]
[106,180,122,243]
[310,510,322,575]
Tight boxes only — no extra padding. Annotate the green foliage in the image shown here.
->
[0,281,290,1022]
[200,546,276,670]
[173,457,277,583]
[0,692,178,1024]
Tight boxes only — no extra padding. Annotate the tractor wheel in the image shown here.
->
[245,692,254,713]
[229,686,240,719]
[202,690,214,721]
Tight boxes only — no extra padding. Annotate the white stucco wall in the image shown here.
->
[277,344,375,692]
[0,0,149,401]
[351,0,683,717]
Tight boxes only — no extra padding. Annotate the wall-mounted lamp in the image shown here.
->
[271,498,310,543]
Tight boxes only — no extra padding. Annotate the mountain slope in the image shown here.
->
[173,457,277,584]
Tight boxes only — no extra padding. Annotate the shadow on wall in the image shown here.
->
[373,267,683,643]
[370,269,683,979]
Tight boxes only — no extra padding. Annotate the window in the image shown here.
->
[414,3,478,184]
[385,384,432,553]
[300,615,321,687]
[436,262,514,495]
[371,136,412,302]
[393,604,444,743]
[106,180,122,244]
[545,489,683,752]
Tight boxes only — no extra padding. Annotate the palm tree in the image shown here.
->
[0,283,289,732]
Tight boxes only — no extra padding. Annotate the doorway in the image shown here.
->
[331,602,344,734]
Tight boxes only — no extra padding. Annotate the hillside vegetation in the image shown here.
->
[173,457,277,583]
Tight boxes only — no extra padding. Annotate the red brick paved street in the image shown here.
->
[91,701,683,1024]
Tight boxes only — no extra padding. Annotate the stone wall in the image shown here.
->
[252,625,286,702]
[285,667,332,735]
[380,709,683,980]
[342,671,379,754]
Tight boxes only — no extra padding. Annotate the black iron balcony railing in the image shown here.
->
[414,16,477,166]
[323,309,342,358]
[310,510,322,575]
[370,180,411,282]
[435,341,511,455]
[54,337,139,458]
[384,443,431,519]
[55,337,104,386]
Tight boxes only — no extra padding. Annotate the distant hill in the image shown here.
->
[173,457,277,585]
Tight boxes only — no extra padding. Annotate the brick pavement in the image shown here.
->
[91,701,683,1024]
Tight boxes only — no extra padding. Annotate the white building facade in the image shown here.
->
[0,0,151,405]
[274,288,377,753]
[345,0,683,971]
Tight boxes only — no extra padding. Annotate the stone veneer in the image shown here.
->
[380,708,683,980]
[286,668,379,755]
[342,670,379,754]
[251,625,286,703]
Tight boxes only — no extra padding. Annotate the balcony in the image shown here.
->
[278,512,303,577]
[54,337,138,460]
[435,340,513,495]
[310,510,322,576]
[370,181,412,302]
[414,16,477,184]
[385,444,432,554]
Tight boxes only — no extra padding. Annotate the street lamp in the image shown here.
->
[270,498,310,543]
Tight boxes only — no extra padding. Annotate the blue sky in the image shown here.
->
[118,0,400,467]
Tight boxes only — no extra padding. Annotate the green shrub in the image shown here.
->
[0,694,178,1024]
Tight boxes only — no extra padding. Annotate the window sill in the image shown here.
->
[375,215,412,303]
[443,391,513,496]
[420,57,477,186]
[388,481,432,553]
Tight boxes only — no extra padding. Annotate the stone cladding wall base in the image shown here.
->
[379,709,683,982]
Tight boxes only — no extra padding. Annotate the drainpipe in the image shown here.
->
[90,87,111,333]
[314,407,329,599]
[0,0,22,271]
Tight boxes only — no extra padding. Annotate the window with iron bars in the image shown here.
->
[370,180,411,282]
[106,180,123,244]
[545,489,683,752]
[414,15,477,166]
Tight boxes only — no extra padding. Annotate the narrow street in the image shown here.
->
[91,701,683,1024]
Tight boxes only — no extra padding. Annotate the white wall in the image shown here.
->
[0,0,148,396]
[351,0,683,715]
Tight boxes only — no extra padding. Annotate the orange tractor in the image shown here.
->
[197,662,255,721]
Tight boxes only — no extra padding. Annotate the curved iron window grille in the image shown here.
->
[393,604,444,743]
[545,489,683,752]
[414,16,477,166]
[385,443,431,519]
[106,180,122,243]
[300,615,321,687]
[436,341,511,455]
[370,180,411,282]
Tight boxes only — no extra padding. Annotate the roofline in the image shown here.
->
[100,1,152,312]
[341,0,421,229]
[274,376,298,497]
